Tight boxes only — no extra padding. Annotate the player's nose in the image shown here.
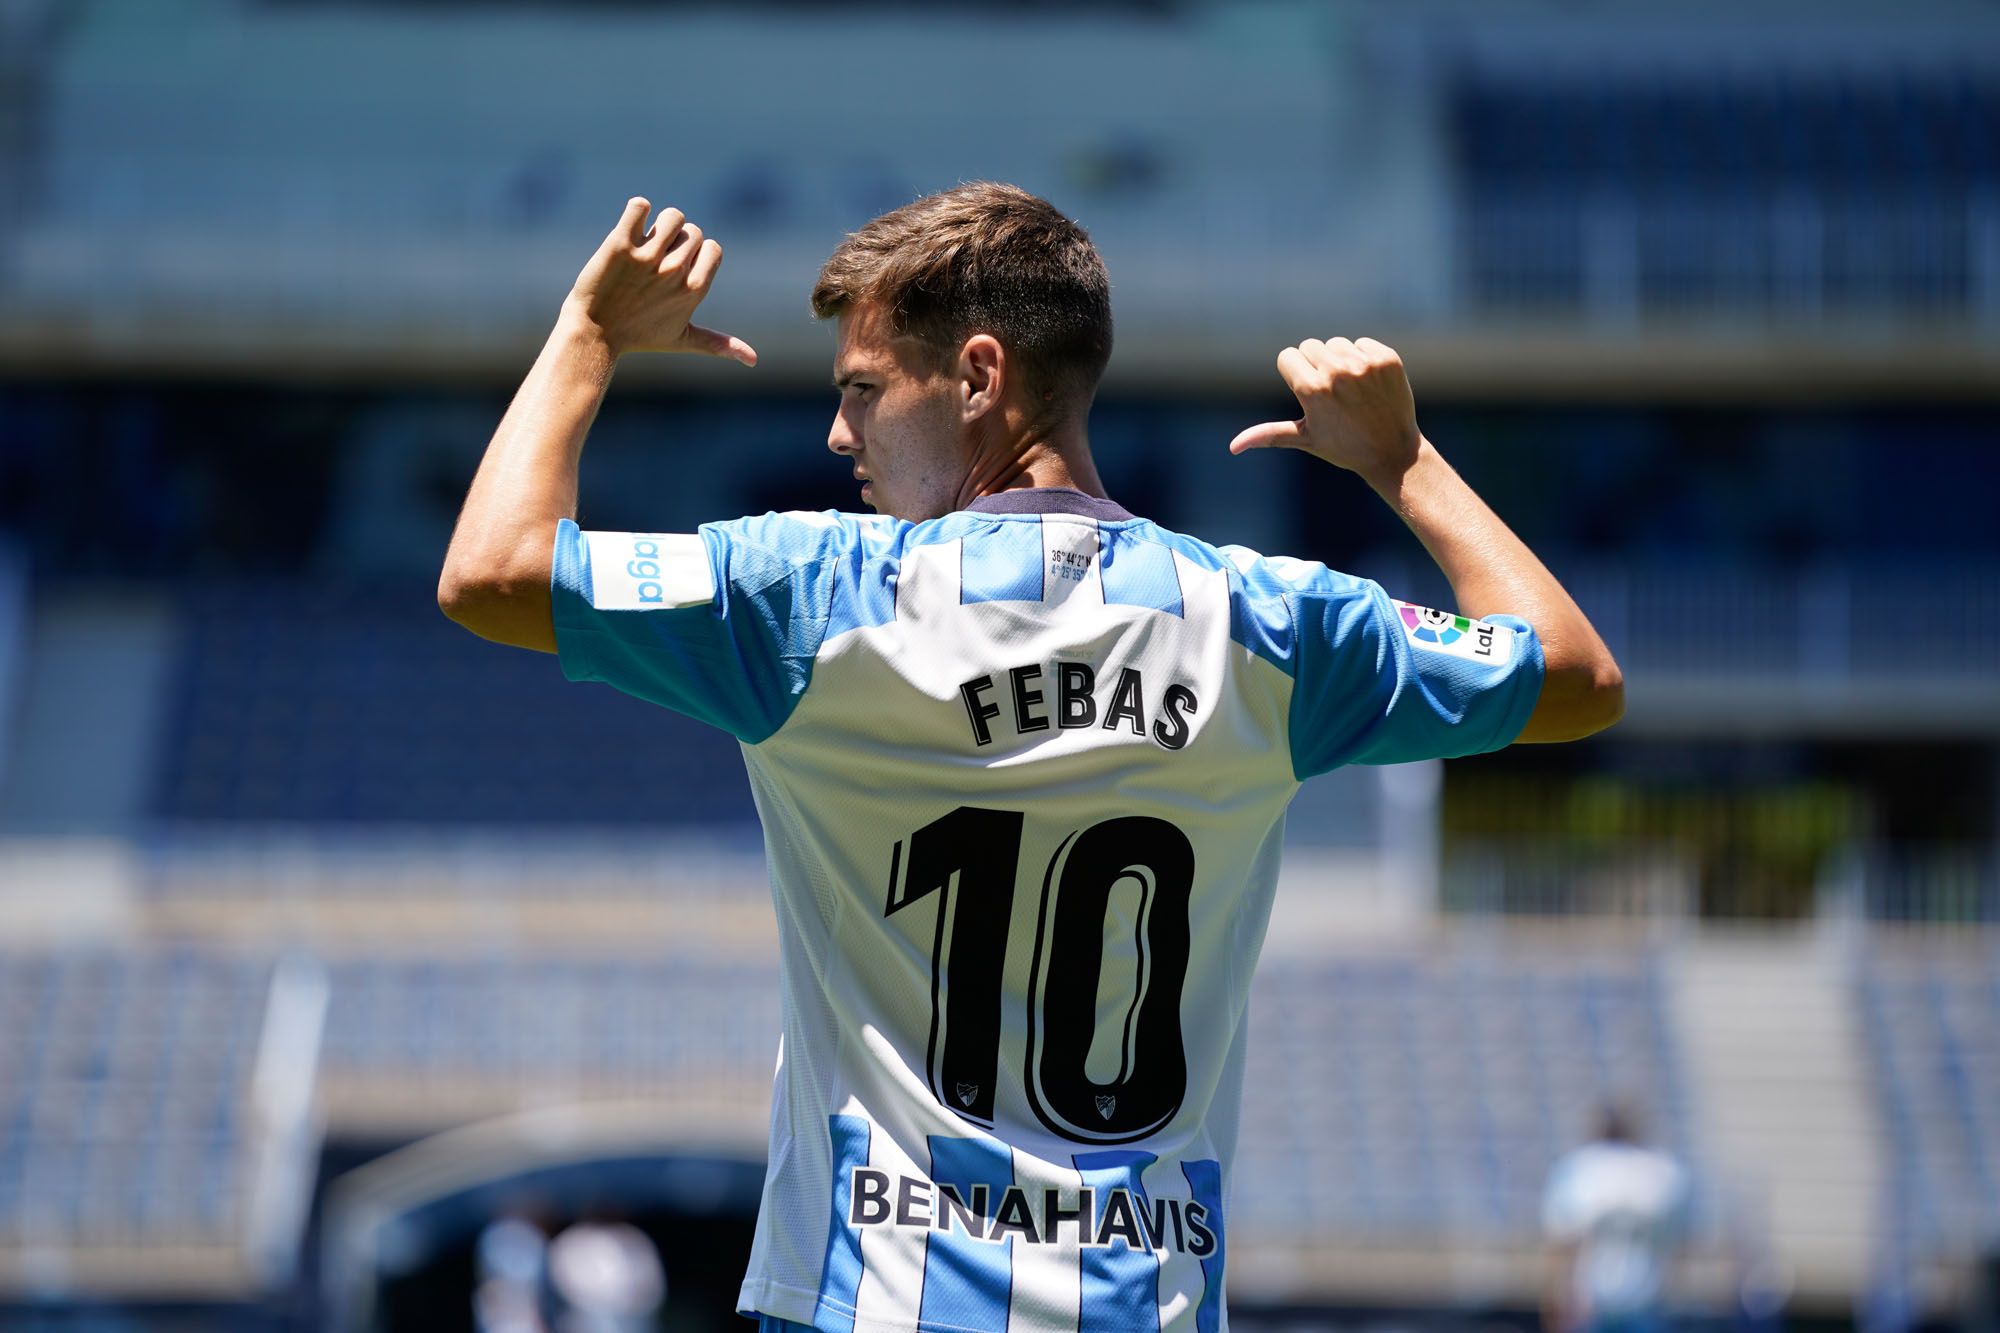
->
[827,410,859,456]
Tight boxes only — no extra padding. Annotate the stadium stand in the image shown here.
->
[1235,948,1696,1249]
[314,953,781,1134]
[1856,847,2000,925]
[1855,941,2000,1260]
[151,583,753,826]
[0,948,323,1301]
[124,556,2000,835]
[1451,67,2000,318]
[309,941,1702,1253]
[10,1,1993,391]
[0,933,1702,1311]
[1454,72,1999,199]
[0,0,1995,1326]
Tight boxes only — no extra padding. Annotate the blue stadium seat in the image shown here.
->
[1235,948,1700,1242]
[152,581,757,825]
[1452,66,1997,316]
[1856,945,2000,1255]
[0,949,274,1254]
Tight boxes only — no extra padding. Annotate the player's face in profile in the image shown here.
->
[828,303,965,522]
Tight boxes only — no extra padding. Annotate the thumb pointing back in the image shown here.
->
[686,323,758,367]
[1228,419,1306,455]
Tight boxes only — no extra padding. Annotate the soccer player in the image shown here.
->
[440,183,1624,1332]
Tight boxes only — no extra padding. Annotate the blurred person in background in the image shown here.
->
[1543,1103,1693,1333]
[438,182,1624,1330]
[475,1208,553,1333]
[547,1209,666,1333]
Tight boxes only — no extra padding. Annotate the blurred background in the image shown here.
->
[1,0,1997,1328]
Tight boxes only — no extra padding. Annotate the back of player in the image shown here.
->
[444,182,1621,1333]
[552,490,1544,1331]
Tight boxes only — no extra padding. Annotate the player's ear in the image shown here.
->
[958,334,1004,423]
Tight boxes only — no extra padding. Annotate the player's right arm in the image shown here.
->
[437,197,755,652]
[1230,337,1624,743]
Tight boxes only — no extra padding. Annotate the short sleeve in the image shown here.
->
[1283,563,1545,777]
[1542,1153,1587,1240]
[549,512,860,743]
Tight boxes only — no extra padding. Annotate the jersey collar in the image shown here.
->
[962,487,1136,522]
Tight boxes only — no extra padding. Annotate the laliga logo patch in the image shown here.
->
[1393,599,1508,662]
[1400,603,1466,644]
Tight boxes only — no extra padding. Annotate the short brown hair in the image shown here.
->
[811,182,1113,424]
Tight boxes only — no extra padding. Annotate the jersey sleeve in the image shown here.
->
[1541,1153,1585,1241]
[549,511,858,743]
[1280,560,1545,777]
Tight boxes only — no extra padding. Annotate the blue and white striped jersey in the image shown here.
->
[549,489,1544,1332]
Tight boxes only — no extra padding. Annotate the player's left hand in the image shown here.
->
[1228,337,1420,483]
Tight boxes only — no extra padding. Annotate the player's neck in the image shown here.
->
[958,421,1106,507]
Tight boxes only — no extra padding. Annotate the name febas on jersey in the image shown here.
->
[549,495,1545,1333]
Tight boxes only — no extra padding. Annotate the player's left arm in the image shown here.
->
[438,197,755,653]
[1542,1240,1581,1333]
[1231,336,1623,743]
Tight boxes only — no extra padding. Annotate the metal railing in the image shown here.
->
[1838,842,2000,925]
[1363,562,2000,690]
[1444,838,2000,924]
[1461,190,2000,325]
[1442,836,1699,919]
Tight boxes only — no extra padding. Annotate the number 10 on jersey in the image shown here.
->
[884,806,1194,1145]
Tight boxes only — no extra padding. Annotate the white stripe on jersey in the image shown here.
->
[851,1124,934,1328]
[549,503,1546,1331]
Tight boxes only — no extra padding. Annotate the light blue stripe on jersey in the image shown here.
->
[816,1115,872,1332]
[920,1135,1015,1332]
[1135,527,1297,672]
[1075,1150,1162,1333]
[552,514,843,743]
[959,517,1046,605]
[560,506,1540,775]
[825,535,900,636]
[1099,532,1184,619]
[1137,523,1544,773]
[1180,1159,1226,1333]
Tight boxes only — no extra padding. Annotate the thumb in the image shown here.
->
[684,323,758,367]
[1228,419,1306,455]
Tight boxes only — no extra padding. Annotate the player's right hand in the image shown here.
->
[1228,337,1420,482]
[562,197,757,366]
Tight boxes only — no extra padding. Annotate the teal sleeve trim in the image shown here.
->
[549,514,848,744]
[1288,576,1547,778]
